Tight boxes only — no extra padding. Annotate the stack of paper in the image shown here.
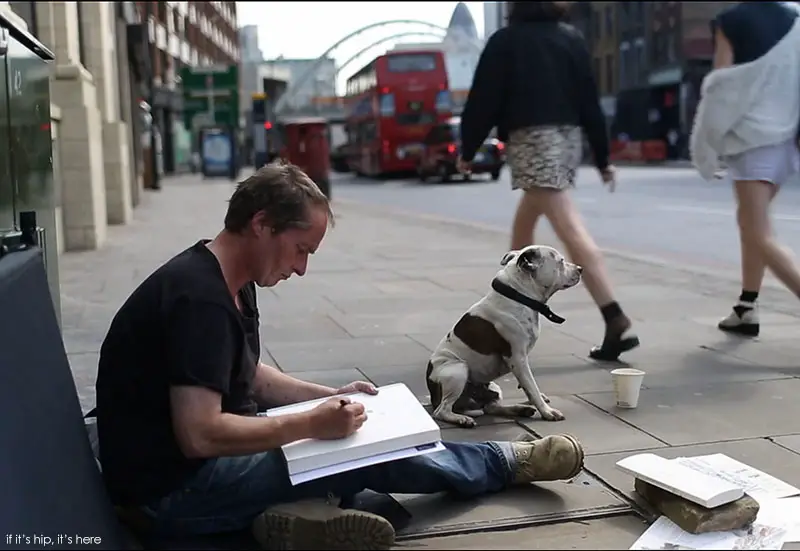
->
[628,453,800,550]
[266,383,443,485]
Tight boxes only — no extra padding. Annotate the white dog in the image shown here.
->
[426,245,583,428]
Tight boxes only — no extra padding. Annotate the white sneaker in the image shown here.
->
[718,302,760,337]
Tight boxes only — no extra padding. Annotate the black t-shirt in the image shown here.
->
[712,2,797,65]
[95,240,261,506]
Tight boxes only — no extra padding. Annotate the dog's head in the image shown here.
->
[499,245,582,301]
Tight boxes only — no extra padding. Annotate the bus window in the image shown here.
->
[379,93,395,117]
[435,90,452,113]
[387,54,437,73]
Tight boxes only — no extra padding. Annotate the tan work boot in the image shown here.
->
[251,498,395,550]
[511,434,585,484]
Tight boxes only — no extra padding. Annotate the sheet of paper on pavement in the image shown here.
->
[629,515,788,550]
[755,496,800,543]
[672,453,800,502]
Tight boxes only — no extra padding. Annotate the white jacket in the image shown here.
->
[690,16,800,181]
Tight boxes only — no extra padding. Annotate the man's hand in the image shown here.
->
[599,164,617,193]
[307,397,367,440]
[457,157,472,174]
[336,381,378,395]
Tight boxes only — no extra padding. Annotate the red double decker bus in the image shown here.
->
[344,50,452,177]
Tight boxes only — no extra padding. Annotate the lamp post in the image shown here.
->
[144,1,161,190]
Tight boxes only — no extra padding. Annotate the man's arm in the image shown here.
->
[166,298,316,457]
[251,362,337,407]
[170,385,315,457]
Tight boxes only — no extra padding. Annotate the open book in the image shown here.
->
[265,382,443,485]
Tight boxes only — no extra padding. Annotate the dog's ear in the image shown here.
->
[500,252,515,266]
[517,248,541,273]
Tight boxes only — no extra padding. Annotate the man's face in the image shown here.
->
[251,206,329,287]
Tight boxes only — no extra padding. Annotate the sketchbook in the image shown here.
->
[265,383,442,485]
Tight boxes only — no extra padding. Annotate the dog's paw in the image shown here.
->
[516,405,537,418]
[456,415,478,428]
[539,407,565,422]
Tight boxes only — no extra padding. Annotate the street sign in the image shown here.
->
[180,64,239,129]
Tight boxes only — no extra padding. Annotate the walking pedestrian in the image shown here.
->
[691,1,800,337]
[457,1,639,361]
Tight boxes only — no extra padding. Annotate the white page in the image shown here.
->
[630,515,788,550]
[673,454,800,502]
[630,516,738,550]
[265,383,441,473]
[755,497,800,543]
[289,442,445,485]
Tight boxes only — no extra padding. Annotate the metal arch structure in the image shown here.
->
[273,19,485,114]
[335,31,447,80]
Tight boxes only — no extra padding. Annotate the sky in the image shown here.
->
[235,2,485,90]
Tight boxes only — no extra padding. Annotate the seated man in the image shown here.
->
[94,160,585,550]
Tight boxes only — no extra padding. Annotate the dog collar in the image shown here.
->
[490,278,566,324]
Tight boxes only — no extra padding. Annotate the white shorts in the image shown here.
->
[724,138,800,186]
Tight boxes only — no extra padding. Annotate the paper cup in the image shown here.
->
[611,368,645,409]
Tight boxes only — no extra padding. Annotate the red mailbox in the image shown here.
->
[278,116,331,198]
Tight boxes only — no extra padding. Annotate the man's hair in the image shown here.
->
[223,159,335,234]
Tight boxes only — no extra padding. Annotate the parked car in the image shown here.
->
[417,117,506,183]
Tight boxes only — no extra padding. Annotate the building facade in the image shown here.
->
[238,24,263,132]
[239,24,262,63]
[483,2,502,39]
[391,2,483,113]
[263,57,336,113]
[136,1,240,177]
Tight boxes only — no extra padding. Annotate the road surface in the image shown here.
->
[330,166,800,272]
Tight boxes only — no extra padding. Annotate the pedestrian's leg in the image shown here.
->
[718,181,777,336]
[510,190,542,250]
[533,187,639,360]
[735,180,800,296]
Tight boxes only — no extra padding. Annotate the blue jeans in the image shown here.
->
[143,441,516,536]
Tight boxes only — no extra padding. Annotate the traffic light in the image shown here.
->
[264,121,272,130]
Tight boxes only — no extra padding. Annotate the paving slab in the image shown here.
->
[266,335,431,372]
[706,336,800,372]
[259,313,351,344]
[326,309,468,339]
[401,514,648,549]
[771,434,800,455]
[358,364,431,402]
[519,395,666,455]
[329,291,482,316]
[439,421,535,443]
[283,368,366,391]
[392,472,632,540]
[585,438,800,504]
[491,357,619,399]
[393,266,504,293]
[560,318,732,353]
[579,378,800,446]
[61,327,108,355]
[611,347,791,389]
[68,352,99,413]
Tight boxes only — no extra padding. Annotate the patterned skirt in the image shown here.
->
[506,125,583,191]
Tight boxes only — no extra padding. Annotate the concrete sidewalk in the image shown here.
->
[59,174,800,549]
